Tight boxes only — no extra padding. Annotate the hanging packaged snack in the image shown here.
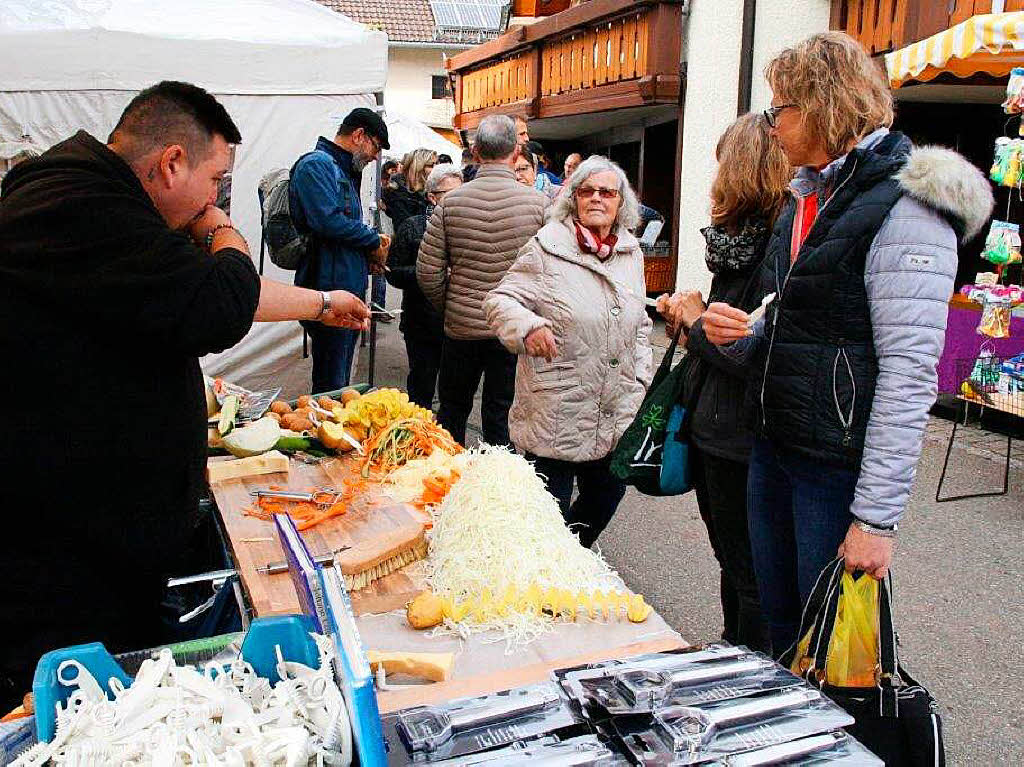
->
[1003,67,1024,117]
[990,137,1024,186]
[978,295,1012,338]
[982,220,1022,265]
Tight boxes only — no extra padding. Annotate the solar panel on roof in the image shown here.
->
[429,0,503,32]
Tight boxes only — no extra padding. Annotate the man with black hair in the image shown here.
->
[0,81,370,708]
[290,107,392,391]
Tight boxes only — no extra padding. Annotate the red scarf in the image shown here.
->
[574,220,618,260]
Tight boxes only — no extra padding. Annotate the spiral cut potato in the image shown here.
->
[426,446,647,649]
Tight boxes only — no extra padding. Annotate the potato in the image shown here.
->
[407,590,445,630]
[340,388,361,405]
[317,421,356,451]
[292,418,314,432]
[296,395,314,409]
[269,400,292,415]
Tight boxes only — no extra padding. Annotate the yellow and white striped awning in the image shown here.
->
[886,12,1024,88]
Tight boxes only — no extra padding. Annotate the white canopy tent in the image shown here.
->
[0,0,418,395]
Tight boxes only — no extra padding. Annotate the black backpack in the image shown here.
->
[258,155,313,271]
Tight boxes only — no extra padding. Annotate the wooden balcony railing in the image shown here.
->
[449,0,682,129]
[831,0,1024,55]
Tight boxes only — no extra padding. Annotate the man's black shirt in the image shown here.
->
[0,132,260,699]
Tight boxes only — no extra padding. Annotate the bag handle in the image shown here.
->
[794,559,904,716]
[644,325,685,394]
[805,561,846,677]
[779,557,844,669]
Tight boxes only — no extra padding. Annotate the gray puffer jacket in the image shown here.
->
[721,132,994,527]
[416,164,547,340]
[484,219,654,462]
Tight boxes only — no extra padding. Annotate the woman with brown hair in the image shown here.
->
[658,113,790,651]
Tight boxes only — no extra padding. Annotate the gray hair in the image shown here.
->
[474,115,517,161]
[425,163,463,194]
[550,155,640,230]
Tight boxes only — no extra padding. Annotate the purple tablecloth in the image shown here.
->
[937,303,1024,394]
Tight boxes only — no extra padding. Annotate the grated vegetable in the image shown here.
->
[426,446,622,649]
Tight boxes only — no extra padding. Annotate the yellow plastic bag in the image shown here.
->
[790,571,879,687]
[826,572,879,687]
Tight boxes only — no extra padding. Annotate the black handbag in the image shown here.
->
[781,558,945,766]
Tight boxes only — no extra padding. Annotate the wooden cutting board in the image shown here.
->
[209,454,430,617]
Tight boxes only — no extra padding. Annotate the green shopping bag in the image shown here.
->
[610,329,699,496]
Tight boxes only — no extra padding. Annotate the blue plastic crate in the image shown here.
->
[31,614,318,744]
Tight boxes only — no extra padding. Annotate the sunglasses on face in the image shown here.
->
[763,103,796,128]
[576,185,620,200]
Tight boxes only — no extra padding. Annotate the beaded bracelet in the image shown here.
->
[205,223,236,250]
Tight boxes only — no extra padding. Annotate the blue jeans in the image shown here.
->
[309,325,359,392]
[746,437,857,657]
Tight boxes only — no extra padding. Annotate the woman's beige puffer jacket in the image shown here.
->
[484,218,654,462]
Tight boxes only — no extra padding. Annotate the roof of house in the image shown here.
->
[316,0,502,45]
[318,0,434,43]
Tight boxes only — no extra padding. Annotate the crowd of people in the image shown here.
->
[285,30,992,659]
[0,30,995,710]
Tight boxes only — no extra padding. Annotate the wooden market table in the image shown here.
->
[207,453,686,713]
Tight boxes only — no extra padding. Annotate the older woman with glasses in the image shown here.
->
[485,156,653,548]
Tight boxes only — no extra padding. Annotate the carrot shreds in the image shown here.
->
[360,418,462,478]
[248,495,344,532]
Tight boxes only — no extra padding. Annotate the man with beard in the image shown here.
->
[0,81,370,708]
[290,108,392,391]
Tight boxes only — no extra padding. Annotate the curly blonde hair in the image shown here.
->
[711,113,791,230]
[766,31,893,160]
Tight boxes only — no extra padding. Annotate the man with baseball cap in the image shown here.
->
[290,107,392,390]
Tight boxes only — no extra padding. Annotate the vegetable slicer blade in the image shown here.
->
[397,688,562,752]
[615,656,771,708]
[656,687,821,753]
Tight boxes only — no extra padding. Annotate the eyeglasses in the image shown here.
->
[365,134,382,154]
[576,185,620,200]
[762,104,796,128]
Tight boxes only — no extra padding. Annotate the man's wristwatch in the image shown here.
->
[317,290,332,320]
[854,519,898,538]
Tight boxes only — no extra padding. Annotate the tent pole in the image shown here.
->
[367,91,386,388]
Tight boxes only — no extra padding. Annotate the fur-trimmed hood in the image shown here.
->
[896,145,994,241]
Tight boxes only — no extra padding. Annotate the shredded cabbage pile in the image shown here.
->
[426,446,621,648]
